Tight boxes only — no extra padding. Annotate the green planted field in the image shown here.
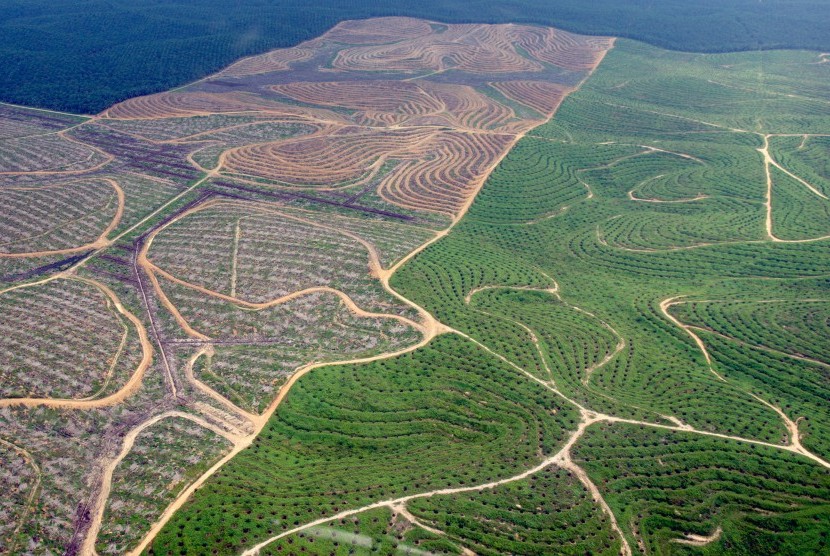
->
[389,39,830,553]
[573,423,830,555]
[407,465,622,555]
[140,37,830,555]
[148,335,579,555]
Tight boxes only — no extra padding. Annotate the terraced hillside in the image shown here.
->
[152,39,830,556]
[0,18,614,555]
[2,16,830,556]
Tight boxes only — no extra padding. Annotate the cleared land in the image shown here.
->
[154,37,830,556]
[4,15,830,556]
[0,17,614,555]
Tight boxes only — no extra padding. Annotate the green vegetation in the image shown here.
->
[769,136,830,197]
[149,38,830,554]
[573,423,830,555]
[5,0,830,113]
[148,335,578,555]
[260,507,458,555]
[671,299,830,459]
[408,465,621,555]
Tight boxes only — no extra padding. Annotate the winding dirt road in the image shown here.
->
[82,410,244,556]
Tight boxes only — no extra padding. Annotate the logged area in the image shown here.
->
[2,14,830,556]
[0,18,617,555]
[3,0,830,113]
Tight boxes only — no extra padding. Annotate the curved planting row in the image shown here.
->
[97,416,234,555]
[504,25,615,71]
[491,80,573,117]
[147,335,580,555]
[217,47,315,78]
[408,465,622,555]
[147,200,415,317]
[106,92,344,122]
[324,17,434,46]
[223,128,430,187]
[671,299,830,368]
[0,133,107,174]
[574,423,830,554]
[274,80,521,132]
[0,178,120,255]
[769,135,830,197]
[770,166,830,241]
[332,22,612,75]
[0,278,141,400]
[272,81,444,124]
[378,131,513,217]
[332,31,542,75]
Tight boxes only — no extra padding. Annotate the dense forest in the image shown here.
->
[2,0,828,113]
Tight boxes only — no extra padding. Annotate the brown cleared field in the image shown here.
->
[331,21,612,74]
[0,178,122,256]
[102,16,611,218]
[145,200,418,315]
[0,133,110,174]
[95,415,235,555]
[0,277,144,400]
[105,91,350,124]
[223,127,432,187]
[491,80,574,116]
[216,47,316,78]
[325,16,435,45]
[0,16,612,554]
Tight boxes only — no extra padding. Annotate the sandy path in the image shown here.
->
[672,526,722,546]
[688,323,830,369]
[628,191,708,203]
[239,368,830,556]
[627,174,708,203]
[82,410,244,556]
[660,297,830,469]
[137,196,425,336]
[759,134,830,243]
[241,411,630,556]
[124,42,614,555]
[126,324,444,556]
[659,297,725,381]
[182,347,260,424]
[0,131,113,177]
[389,503,448,537]
[463,282,624,386]
[79,298,130,401]
[229,217,242,298]
[148,263,424,332]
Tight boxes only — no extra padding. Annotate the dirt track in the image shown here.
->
[82,410,244,556]
[661,297,830,469]
[0,438,42,554]
[759,134,830,243]
[9,17,830,556]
